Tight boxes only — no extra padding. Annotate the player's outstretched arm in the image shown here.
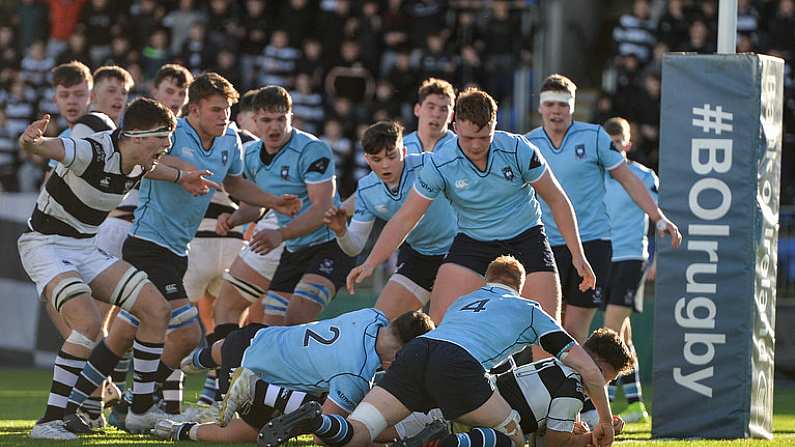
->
[532,170,595,291]
[609,163,682,248]
[147,163,222,196]
[560,345,614,447]
[19,115,66,162]
[346,189,431,293]
[217,202,264,236]
[224,174,302,216]
[248,179,331,254]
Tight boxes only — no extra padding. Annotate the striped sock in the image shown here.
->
[110,350,132,393]
[255,380,316,414]
[439,428,512,447]
[623,367,643,404]
[42,350,86,422]
[315,414,353,447]
[131,339,163,414]
[161,368,184,414]
[198,370,219,405]
[64,341,121,416]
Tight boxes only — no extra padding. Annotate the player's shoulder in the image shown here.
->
[356,171,382,193]
[492,131,534,154]
[427,137,460,168]
[525,126,547,141]
[405,152,428,172]
[629,160,655,176]
[76,111,115,132]
[220,125,243,147]
[243,139,264,157]
[403,130,419,145]
[567,121,602,138]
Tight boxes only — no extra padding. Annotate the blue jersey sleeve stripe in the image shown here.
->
[304,177,335,185]
[412,184,435,201]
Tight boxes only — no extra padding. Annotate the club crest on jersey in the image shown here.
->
[502,166,515,181]
[281,165,289,179]
[100,176,111,189]
[319,258,334,274]
[222,150,229,164]
[575,144,585,159]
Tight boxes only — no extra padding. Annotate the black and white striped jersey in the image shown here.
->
[70,111,116,139]
[29,129,144,238]
[497,358,587,435]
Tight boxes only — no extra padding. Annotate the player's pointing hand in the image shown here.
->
[19,114,51,148]
[346,262,375,294]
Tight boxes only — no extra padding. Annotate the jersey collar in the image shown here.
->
[542,122,574,152]
[486,282,520,295]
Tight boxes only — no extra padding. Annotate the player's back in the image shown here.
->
[422,284,563,370]
[355,152,456,255]
[241,308,387,396]
[243,128,339,251]
[497,357,586,434]
[416,131,546,241]
[604,160,658,261]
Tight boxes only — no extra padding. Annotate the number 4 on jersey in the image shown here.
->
[460,299,489,313]
[303,326,341,346]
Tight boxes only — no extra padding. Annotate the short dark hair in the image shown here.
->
[93,65,134,90]
[540,73,577,95]
[417,78,455,105]
[122,97,177,133]
[362,121,403,155]
[153,64,193,89]
[485,255,525,291]
[583,328,635,376]
[189,72,239,105]
[239,89,260,114]
[250,85,292,113]
[455,87,497,129]
[52,61,92,88]
[389,310,435,345]
[604,117,630,140]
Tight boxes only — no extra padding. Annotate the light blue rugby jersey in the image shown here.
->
[604,160,658,261]
[404,129,456,155]
[414,131,547,241]
[241,308,388,412]
[131,117,243,256]
[354,152,456,256]
[423,284,572,370]
[243,128,339,252]
[526,122,625,246]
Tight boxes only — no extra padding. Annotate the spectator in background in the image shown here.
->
[321,118,354,196]
[258,30,300,89]
[380,0,410,73]
[656,0,689,51]
[414,32,456,83]
[213,49,242,91]
[47,0,88,58]
[370,80,402,121]
[291,73,325,135]
[736,0,761,44]
[103,35,138,68]
[20,41,55,91]
[141,29,171,82]
[0,108,18,192]
[0,25,19,73]
[766,0,795,58]
[612,0,656,67]
[81,0,116,66]
[279,0,316,49]
[56,32,90,66]
[680,18,715,53]
[404,0,447,48]
[239,0,273,90]
[16,0,49,52]
[205,0,242,53]
[457,44,485,89]
[449,11,481,53]
[483,0,521,102]
[295,39,325,89]
[318,0,351,67]
[2,77,37,138]
[163,0,205,55]
[386,50,418,106]
[130,0,166,50]
[358,1,384,75]
[180,22,209,75]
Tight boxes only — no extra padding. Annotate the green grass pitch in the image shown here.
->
[1,368,794,446]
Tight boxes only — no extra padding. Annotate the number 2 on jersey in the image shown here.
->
[460,299,489,313]
[303,326,341,346]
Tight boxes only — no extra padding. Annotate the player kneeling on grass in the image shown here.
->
[151,309,435,442]
[384,328,631,447]
[258,256,616,447]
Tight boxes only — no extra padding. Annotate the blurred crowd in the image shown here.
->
[0,0,792,203]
